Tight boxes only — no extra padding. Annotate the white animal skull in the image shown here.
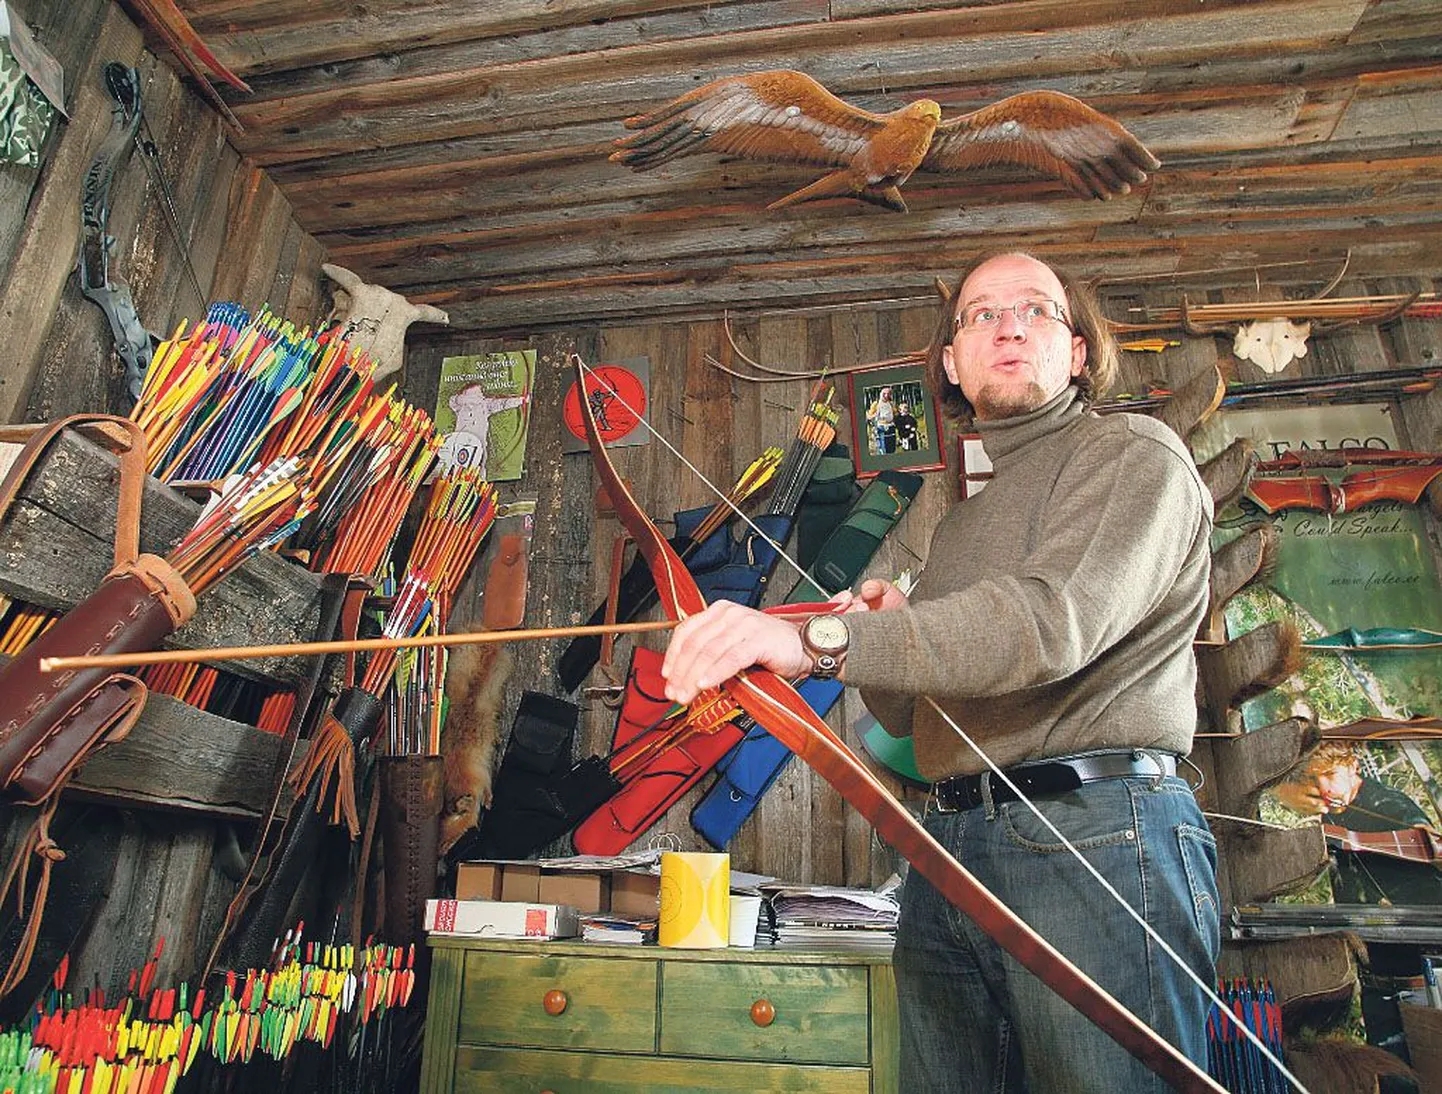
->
[322,262,449,380]
[1232,318,1311,374]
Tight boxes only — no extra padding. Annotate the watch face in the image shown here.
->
[805,613,849,654]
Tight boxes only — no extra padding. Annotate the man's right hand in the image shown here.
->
[854,578,907,613]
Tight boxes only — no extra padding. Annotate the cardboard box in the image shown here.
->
[425,899,580,939]
[499,863,542,903]
[456,862,503,902]
[538,871,609,915]
[610,870,660,917]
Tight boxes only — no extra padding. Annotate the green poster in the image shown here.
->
[1206,404,1442,731]
[1201,405,1442,885]
[435,350,534,482]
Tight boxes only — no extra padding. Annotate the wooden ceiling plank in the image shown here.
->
[408,232,1442,333]
[1332,85,1442,143]
[230,0,830,103]
[1347,0,1442,45]
[325,197,1145,289]
[183,1,774,74]
[225,0,1369,164]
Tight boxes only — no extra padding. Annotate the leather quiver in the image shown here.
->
[0,555,195,805]
[474,692,583,858]
[481,533,528,630]
[378,754,444,944]
[571,647,745,856]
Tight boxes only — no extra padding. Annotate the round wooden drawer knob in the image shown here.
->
[543,989,568,1016]
[750,998,776,1027]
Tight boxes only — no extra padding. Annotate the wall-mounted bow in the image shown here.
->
[567,352,1230,1092]
[80,63,207,407]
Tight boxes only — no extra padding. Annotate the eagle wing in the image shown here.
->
[611,70,888,172]
[922,91,1159,199]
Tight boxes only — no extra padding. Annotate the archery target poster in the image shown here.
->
[435,350,535,481]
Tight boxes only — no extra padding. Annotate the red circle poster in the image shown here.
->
[562,364,647,446]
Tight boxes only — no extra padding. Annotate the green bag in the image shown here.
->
[0,37,54,167]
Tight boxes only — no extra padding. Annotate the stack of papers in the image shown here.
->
[761,877,901,950]
[578,914,657,945]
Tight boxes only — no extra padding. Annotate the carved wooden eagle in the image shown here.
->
[611,70,1160,213]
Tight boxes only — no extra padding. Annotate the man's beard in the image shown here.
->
[973,379,1048,422]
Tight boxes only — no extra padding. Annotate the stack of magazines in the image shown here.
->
[761,876,901,950]
[578,914,658,945]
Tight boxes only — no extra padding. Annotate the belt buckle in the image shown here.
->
[928,783,960,815]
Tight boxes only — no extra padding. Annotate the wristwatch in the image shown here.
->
[801,613,850,679]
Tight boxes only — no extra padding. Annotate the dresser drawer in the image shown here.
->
[658,961,871,1065]
[455,1045,872,1093]
[458,951,658,1053]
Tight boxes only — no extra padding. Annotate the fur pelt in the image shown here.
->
[439,643,513,855]
[1285,1036,1416,1094]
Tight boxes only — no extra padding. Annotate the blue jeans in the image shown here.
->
[894,773,1220,1093]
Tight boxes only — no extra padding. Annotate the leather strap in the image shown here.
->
[933,751,1179,813]
[202,574,361,981]
[0,798,61,997]
[0,416,146,570]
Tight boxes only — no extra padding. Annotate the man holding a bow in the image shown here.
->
[662,252,1218,1093]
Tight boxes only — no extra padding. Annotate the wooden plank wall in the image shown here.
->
[0,0,330,1001]
[408,271,1442,889]
[0,0,329,426]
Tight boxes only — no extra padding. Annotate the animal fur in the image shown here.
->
[439,643,513,855]
[1285,1036,1416,1094]
[1199,437,1260,509]
[1208,522,1281,616]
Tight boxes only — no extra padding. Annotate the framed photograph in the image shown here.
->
[847,362,946,479]
[957,433,993,499]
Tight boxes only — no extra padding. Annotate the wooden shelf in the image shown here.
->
[0,426,327,686]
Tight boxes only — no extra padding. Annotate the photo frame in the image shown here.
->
[847,362,946,479]
[957,433,992,499]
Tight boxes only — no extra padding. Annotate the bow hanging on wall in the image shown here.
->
[79,62,207,407]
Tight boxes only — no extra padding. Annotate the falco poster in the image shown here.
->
[1199,403,1442,904]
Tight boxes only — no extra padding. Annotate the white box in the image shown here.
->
[425,899,580,939]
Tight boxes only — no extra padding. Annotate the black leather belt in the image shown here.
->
[931,750,1178,813]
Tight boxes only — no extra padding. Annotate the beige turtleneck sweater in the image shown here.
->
[844,386,1213,780]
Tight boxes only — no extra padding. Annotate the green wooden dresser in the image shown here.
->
[420,937,899,1093]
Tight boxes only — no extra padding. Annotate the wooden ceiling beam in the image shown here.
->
[374,221,1442,330]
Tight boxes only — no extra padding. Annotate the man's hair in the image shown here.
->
[1299,741,1361,775]
[926,253,1119,424]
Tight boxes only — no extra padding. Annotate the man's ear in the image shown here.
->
[942,344,959,386]
[1070,335,1087,379]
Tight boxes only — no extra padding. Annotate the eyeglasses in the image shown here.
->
[951,299,1071,337]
